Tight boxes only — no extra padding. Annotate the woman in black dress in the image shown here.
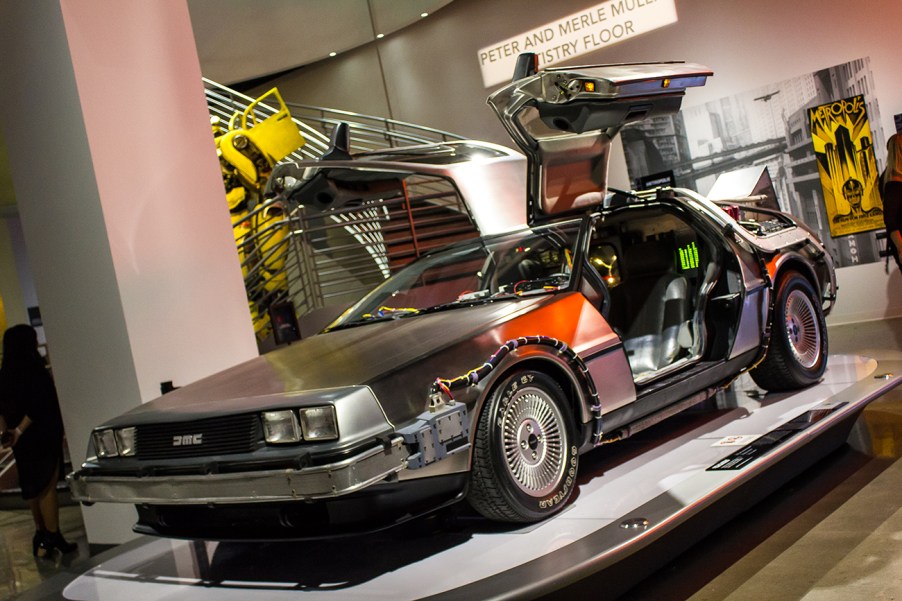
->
[0,325,76,556]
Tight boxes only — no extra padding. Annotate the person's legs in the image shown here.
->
[34,465,76,555]
[890,229,902,271]
[36,467,60,533]
[28,497,46,531]
[28,497,47,556]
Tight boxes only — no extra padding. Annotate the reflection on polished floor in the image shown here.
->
[0,501,87,600]
[1,318,901,600]
[626,317,902,601]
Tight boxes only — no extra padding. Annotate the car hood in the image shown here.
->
[106,296,551,426]
[487,54,711,225]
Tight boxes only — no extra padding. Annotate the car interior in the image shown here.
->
[591,206,720,382]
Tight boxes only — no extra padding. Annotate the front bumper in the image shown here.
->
[67,437,409,505]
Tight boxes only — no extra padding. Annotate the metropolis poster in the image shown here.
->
[808,94,884,237]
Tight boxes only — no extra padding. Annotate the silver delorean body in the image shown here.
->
[68,55,836,539]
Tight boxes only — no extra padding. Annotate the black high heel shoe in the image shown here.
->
[32,530,46,557]
[39,530,78,555]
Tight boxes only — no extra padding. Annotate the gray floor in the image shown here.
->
[0,503,87,600]
[626,318,902,600]
[1,318,901,600]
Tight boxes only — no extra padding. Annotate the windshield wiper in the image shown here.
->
[368,306,420,318]
[417,295,515,316]
[327,306,420,331]
[329,279,570,330]
[419,278,568,316]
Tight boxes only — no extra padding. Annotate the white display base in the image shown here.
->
[28,354,901,601]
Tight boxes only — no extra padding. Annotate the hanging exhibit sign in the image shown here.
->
[808,94,884,237]
[477,0,678,88]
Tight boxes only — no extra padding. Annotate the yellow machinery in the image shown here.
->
[213,88,305,342]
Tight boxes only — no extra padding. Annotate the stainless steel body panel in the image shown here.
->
[69,437,408,505]
[284,140,528,235]
[97,298,551,429]
[588,349,637,415]
[733,286,769,359]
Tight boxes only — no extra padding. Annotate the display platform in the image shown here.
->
[25,353,901,601]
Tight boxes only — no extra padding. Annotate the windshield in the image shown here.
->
[328,220,582,329]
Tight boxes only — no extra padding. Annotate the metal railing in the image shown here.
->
[287,103,467,151]
[204,78,465,157]
[206,79,477,344]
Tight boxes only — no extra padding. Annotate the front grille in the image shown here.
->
[136,414,260,460]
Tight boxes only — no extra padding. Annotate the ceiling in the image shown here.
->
[187,0,455,85]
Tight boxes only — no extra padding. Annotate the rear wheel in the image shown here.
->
[468,370,578,522]
[751,271,827,391]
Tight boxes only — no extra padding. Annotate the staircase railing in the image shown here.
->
[286,103,467,151]
[205,79,478,346]
[204,79,465,156]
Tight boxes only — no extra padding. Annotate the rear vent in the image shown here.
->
[136,414,260,460]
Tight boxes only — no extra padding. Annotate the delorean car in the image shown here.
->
[68,54,836,539]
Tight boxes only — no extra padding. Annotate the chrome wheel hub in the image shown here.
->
[501,388,566,497]
[785,289,821,369]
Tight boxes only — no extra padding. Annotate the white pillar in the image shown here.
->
[0,0,258,544]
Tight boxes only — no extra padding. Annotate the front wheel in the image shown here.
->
[468,370,578,522]
[751,271,827,391]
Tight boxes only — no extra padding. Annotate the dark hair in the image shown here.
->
[1,325,43,371]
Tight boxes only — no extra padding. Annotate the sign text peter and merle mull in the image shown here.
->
[478,0,678,88]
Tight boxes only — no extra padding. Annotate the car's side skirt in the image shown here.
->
[599,349,758,437]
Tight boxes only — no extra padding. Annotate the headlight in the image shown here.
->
[92,429,119,458]
[115,427,137,456]
[262,410,301,444]
[299,406,339,441]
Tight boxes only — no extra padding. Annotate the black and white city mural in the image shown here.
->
[622,57,886,268]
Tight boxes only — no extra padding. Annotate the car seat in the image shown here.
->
[617,239,691,377]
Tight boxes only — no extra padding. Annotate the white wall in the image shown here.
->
[830,263,902,325]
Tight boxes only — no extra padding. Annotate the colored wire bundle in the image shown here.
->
[431,336,601,419]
